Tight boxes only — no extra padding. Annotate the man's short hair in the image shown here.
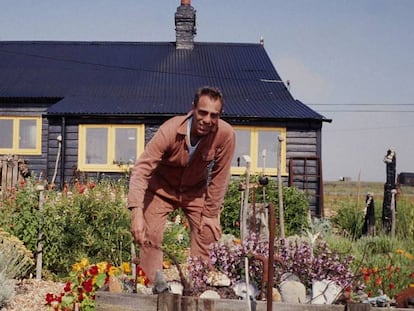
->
[193,86,224,111]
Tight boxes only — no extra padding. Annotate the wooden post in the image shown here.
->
[391,189,397,238]
[277,135,285,238]
[241,155,251,242]
[36,184,45,279]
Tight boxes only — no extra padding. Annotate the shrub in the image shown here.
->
[0,272,14,309]
[331,199,364,240]
[0,228,34,279]
[221,176,310,238]
[0,229,33,309]
[0,178,132,277]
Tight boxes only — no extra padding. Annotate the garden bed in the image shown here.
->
[95,292,408,311]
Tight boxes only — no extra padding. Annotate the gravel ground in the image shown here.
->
[2,279,65,311]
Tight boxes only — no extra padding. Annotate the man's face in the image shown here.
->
[191,95,222,136]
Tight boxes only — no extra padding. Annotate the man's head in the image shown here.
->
[191,87,224,137]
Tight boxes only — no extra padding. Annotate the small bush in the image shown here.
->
[0,272,15,309]
[221,176,310,238]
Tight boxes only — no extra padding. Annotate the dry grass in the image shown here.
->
[323,181,414,218]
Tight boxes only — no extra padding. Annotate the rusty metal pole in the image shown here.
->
[266,203,275,311]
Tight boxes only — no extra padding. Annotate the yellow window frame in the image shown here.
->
[231,126,287,176]
[78,124,145,172]
[0,116,42,155]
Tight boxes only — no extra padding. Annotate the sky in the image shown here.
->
[1,0,413,182]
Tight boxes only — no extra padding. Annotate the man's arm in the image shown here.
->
[202,125,236,218]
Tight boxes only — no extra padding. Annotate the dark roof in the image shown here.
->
[0,41,327,121]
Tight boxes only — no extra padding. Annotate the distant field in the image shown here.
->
[323,181,414,218]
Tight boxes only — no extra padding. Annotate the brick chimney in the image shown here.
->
[175,0,197,49]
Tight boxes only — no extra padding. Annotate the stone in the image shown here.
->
[207,270,231,287]
[169,281,184,295]
[232,281,259,300]
[108,276,123,293]
[311,279,342,304]
[272,287,282,302]
[200,289,221,299]
[279,280,306,303]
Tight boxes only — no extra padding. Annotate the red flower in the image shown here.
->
[78,293,84,302]
[374,276,382,286]
[82,279,94,293]
[64,281,72,292]
[136,266,146,277]
[89,265,99,276]
[45,293,56,304]
[389,283,395,290]
[89,182,96,189]
[409,272,414,278]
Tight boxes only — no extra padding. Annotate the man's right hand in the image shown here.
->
[130,207,145,245]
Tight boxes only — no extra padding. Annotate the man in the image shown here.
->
[128,86,236,283]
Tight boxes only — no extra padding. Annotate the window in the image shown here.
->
[0,117,42,155]
[78,125,145,172]
[231,126,287,176]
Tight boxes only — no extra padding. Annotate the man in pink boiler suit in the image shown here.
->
[128,86,236,283]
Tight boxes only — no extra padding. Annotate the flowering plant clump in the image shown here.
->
[45,258,131,311]
[188,233,357,296]
[360,248,414,299]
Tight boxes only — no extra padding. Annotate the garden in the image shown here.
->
[0,176,413,310]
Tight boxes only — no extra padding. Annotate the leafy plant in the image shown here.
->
[221,176,310,238]
[331,199,364,240]
[0,178,132,277]
[45,258,134,311]
[162,213,190,263]
[0,272,14,309]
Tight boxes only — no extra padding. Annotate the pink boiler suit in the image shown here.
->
[128,111,235,282]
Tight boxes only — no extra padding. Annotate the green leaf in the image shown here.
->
[95,273,106,288]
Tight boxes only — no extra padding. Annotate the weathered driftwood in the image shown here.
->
[95,292,408,311]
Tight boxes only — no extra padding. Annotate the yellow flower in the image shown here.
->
[72,262,83,272]
[404,252,414,260]
[97,262,108,274]
[80,258,90,268]
[409,283,414,288]
[108,266,119,276]
[121,262,131,274]
[396,249,405,255]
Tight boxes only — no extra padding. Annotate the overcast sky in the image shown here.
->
[1,0,413,182]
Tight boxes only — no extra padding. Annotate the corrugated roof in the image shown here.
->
[0,41,327,120]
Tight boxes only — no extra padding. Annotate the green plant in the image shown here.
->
[221,176,310,237]
[45,258,134,311]
[331,199,364,240]
[162,213,190,263]
[0,229,33,309]
[0,272,15,309]
[0,178,133,277]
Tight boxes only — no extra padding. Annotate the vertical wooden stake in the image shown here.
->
[241,156,251,242]
[277,135,285,238]
[36,184,45,280]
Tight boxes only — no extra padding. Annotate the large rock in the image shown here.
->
[279,280,307,303]
[311,280,341,304]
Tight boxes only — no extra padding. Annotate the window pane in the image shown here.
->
[85,128,108,164]
[115,128,137,164]
[232,129,250,167]
[19,119,37,149]
[257,130,279,169]
[0,119,13,148]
